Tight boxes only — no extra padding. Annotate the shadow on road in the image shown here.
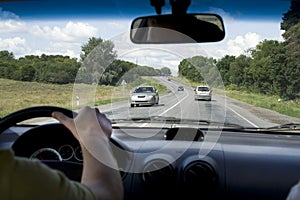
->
[130,104,165,108]
[195,99,216,102]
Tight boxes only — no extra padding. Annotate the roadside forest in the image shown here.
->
[178,0,300,100]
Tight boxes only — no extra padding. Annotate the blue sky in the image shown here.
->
[0,0,290,20]
[0,0,291,74]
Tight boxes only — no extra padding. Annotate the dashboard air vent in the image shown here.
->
[183,161,218,197]
[142,159,175,185]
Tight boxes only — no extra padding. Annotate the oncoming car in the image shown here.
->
[130,86,159,107]
[194,85,212,101]
[0,0,300,200]
[178,86,184,91]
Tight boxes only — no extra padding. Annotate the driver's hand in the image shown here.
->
[52,106,112,142]
[52,107,122,200]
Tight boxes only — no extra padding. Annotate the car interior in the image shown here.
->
[0,0,300,199]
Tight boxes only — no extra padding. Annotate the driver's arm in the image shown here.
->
[287,180,300,200]
[0,149,96,200]
[0,106,123,200]
[52,106,124,200]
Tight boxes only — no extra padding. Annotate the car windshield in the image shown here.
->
[135,87,154,93]
[197,87,209,92]
[0,0,299,130]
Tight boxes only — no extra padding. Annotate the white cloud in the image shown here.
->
[31,21,99,42]
[244,32,260,46]
[0,19,26,33]
[1,21,101,58]
[0,37,29,55]
[0,7,284,64]
[0,8,27,34]
[64,22,98,39]
[49,41,82,58]
[217,32,261,56]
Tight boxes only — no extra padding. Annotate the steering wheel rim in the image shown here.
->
[0,105,131,152]
[0,106,131,179]
[0,106,77,134]
[0,105,130,149]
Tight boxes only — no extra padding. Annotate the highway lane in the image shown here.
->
[100,76,277,128]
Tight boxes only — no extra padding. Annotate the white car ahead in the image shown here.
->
[130,86,159,107]
[194,85,212,101]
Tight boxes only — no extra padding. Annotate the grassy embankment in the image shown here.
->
[222,90,300,119]
[173,76,300,119]
[0,77,167,118]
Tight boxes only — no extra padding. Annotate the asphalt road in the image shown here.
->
[99,77,278,128]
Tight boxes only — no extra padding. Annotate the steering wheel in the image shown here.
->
[0,106,76,133]
[0,106,130,181]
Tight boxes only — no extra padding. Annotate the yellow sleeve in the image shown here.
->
[0,149,96,200]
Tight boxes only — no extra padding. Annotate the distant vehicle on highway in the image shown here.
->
[178,86,184,91]
[130,86,159,107]
[194,85,212,101]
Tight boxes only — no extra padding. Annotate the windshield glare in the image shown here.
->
[0,0,299,130]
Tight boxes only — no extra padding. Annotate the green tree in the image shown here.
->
[281,0,300,32]
[80,37,103,61]
[18,65,36,81]
[178,58,202,82]
[216,55,236,86]
[0,51,16,79]
[160,67,172,76]
[246,40,286,95]
[0,50,14,61]
[281,24,300,99]
[280,0,300,99]
[79,37,117,84]
[178,56,217,83]
[228,55,251,87]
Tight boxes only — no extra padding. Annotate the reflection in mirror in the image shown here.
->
[130,14,225,44]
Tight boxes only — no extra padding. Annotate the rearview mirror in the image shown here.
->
[130,14,225,44]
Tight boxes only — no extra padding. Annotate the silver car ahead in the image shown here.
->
[130,86,159,107]
[194,85,212,101]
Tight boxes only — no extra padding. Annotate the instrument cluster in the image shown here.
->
[30,144,83,162]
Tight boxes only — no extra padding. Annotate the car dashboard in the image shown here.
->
[1,123,300,200]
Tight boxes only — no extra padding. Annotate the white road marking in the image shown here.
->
[159,92,190,116]
[138,94,189,127]
[138,78,190,127]
[139,123,150,127]
[226,105,259,128]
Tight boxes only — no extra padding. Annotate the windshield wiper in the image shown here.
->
[111,116,244,128]
[264,123,300,131]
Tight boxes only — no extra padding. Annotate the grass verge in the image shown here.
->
[0,77,167,118]
[222,90,300,119]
